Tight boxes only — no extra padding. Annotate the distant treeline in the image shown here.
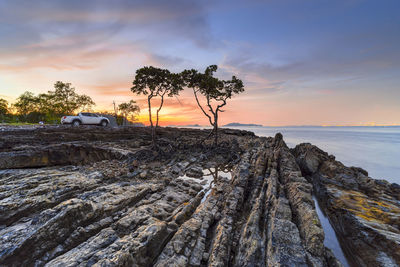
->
[0,81,94,124]
[0,81,140,125]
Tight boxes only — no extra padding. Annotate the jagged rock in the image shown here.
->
[0,126,398,266]
[293,143,400,266]
[185,166,204,178]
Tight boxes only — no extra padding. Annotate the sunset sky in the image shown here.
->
[1,0,400,126]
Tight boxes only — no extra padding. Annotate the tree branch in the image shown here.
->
[216,98,227,112]
[193,88,214,126]
[206,95,215,117]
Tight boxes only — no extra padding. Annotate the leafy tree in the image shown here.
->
[0,98,8,115]
[118,100,140,125]
[13,92,38,119]
[48,81,95,115]
[0,98,9,122]
[76,95,95,112]
[36,93,51,114]
[182,65,244,145]
[131,66,183,146]
[12,82,96,123]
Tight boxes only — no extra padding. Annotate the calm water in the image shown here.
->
[224,126,400,184]
[313,196,349,267]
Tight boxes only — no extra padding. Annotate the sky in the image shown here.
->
[1,0,400,126]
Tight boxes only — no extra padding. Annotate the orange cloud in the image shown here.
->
[87,83,134,97]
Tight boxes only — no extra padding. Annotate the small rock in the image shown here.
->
[132,160,139,167]
[140,170,148,178]
[177,162,189,169]
[132,141,141,148]
[186,166,203,178]
[171,165,181,175]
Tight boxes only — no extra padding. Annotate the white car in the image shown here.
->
[61,112,110,127]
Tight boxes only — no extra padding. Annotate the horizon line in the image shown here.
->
[166,124,400,127]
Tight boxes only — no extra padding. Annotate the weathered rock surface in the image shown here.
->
[293,143,400,267]
[0,126,398,266]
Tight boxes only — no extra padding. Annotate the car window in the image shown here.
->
[81,113,89,116]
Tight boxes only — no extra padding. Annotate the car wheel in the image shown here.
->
[101,120,108,127]
[72,120,81,127]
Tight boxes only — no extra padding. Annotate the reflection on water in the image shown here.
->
[177,165,232,203]
[224,126,400,184]
[201,167,232,203]
[312,196,349,267]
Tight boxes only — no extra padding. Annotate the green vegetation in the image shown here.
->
[1,81,95,124]
[0,98,8,115]
[131,66,184,146]
[118,100,140,126]
[2,122,38,126]
[0,98,9,123]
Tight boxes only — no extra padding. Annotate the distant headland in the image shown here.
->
[223,122,263,127]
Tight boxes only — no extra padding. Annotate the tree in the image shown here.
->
[0,98,9,122]
[48,81,95,115]
[12,82,96,123]
[13,92,38,119]
[0,98,8,115]
[182,65,244,146]
[131,66,183,146]
[118,100,140,125]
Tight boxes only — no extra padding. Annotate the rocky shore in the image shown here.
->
[0,126,399,266]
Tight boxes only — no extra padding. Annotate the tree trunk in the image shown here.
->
[148,96,155,146]
[214,113,218,146]
[156,95,165,128]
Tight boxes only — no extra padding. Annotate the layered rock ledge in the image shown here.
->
[0,126,399,266]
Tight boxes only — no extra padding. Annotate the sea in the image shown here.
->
[223,126,400,184]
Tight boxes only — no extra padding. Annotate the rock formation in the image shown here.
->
[292,143,400,266]
[0,126,398,266]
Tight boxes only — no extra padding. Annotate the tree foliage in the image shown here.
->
[182,65,244,145]
[131,66,183,145]
[48,81,95,115]
[12,81,95,123]
[0,98,9,115]
[118,100,140,125]
[13,92,37,116]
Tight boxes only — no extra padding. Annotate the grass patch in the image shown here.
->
[1,122,38,126]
